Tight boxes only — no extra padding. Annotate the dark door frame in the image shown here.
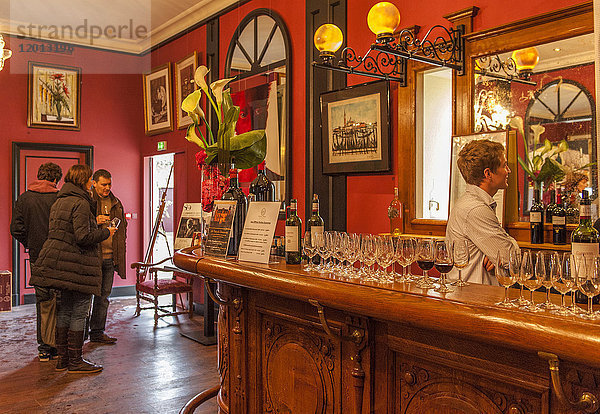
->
[11,142,94,306]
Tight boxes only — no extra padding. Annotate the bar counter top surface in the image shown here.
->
[174,247,600,368]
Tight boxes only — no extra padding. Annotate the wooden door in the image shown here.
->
[11,142,93,306]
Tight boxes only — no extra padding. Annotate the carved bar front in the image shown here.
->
[174,248,600,414]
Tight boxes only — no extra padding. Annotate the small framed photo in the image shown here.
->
[175,52,198,129]
[27,62,81,130]
[320,80,391,174]
[143,63,173,136]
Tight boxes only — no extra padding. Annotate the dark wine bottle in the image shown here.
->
[306,194,324,264]
[530,188,544,244]
[565,192,579,225]
[249,162,275,202]
[571,190,599,303]
[285,199,302,264]
[222,163,247,256]
[545,189,556,224]
[552,191,567,245]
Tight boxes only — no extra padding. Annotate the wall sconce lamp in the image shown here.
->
[474,47,539,86]
[313,1,465,85]
[0,34,12,71]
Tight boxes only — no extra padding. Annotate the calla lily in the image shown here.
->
[194,66,210,94]
[543,138,552,153]
[557,139,568,153]
[508,116,524,138]
[210,77,235,106]
[181,90,205,124]
[530,124,545,144]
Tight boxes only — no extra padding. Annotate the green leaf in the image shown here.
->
[536,157,565,183]
[204,143,218,165]
[229,133,267,169]
[517,155,534,177]
[222,89,234,119]
[230,130,266,151]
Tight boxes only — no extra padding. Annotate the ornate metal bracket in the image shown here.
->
[538,351,599,413]
[308,299,363,345]
[203,277,241,309]
[474,54,536,86]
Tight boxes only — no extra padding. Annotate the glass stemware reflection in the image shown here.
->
[521,251,544,312]
[539,252,560,310]
[416,238,436,289]
[577,255,600,320]
[434,241,454,293]
[378,235,396,283]
[451,239,469,286]
[400,238,417,282]
[302,231,317,271]
[495,249,516,307]
[551,252,576,316]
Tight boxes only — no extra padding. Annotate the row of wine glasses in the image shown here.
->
[495,250,600,319]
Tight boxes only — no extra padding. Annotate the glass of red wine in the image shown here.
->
[416,238,435,289]
[434,240,454,293]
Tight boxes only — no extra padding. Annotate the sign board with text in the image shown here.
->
[204,200,236,258]
[237,202,281,264]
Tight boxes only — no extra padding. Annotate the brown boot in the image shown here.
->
[55,327,69,371]
[67,330,103,374]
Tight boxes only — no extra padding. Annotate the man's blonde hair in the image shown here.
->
[457,139,505,185]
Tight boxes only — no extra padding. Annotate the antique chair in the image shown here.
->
[131,257,194,327]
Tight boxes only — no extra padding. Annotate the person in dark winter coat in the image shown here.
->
[89,168,127,344]
[31,164,116,374]
[10,162,63,362]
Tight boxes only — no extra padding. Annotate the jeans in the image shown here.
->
[56,289,91,332]
[35,286,56,353]
[90,259,115,335]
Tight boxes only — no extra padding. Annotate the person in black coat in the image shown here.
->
[10,162,62,361]
[31,164,116,374]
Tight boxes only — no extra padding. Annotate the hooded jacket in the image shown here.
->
[92,190,127,279]
[30,182,109,296]
[10,180,59,263]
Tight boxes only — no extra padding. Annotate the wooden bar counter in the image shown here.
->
[174,248,600,414]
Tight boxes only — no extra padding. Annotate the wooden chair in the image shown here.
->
[131,257,194,327]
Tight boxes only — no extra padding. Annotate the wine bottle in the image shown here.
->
[566,192,579,224]
[285,199,302,264]
[571,190,599,304]
[545,189,556,224]
[249,162,275,201]
[388,187,404,236]
[530,188,544,244]
[222,163,247,256]
[306,194,324,263]
[552,191,566,245]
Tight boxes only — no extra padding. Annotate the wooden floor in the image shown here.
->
[0,297,219,414]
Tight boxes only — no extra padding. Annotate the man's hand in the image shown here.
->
[97,215,110,225]
[483,256,495,272]
[107,226,117,237]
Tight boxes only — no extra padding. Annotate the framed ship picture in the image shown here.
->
[320,80,391,174]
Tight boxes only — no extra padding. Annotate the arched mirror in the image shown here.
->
[472,32,596,221]
[225,9,291,204]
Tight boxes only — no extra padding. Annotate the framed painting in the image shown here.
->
[175,52,198,129]
[27,62,81,130]
[143,63,173,136]
[320,80,391,174]
[449,130,509,227]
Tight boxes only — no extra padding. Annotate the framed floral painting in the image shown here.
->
[27,62,81,130]
[143,63,174,136]
[175,52,198,129]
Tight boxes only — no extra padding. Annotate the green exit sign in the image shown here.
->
[157,141,167,151]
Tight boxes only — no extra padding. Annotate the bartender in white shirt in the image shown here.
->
[446,139,520,285]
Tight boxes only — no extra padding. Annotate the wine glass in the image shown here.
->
[312,232,325,272]
[398,238,417,283]
[302,231,316,271]
[577,255,600,320]
[495,249,515,307]
[521,251,544,312]
[317,232,332,274]
[539,251,560,310]
[345,233,360,279]
[451,239,469,287]
[416,238,435,289]
[551,252,576,316]
[377,235,395,284]
[361,234,377,282]
[434,240,454,293]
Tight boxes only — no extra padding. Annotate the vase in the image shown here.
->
[55,101,62,121]
[200,164,228,213]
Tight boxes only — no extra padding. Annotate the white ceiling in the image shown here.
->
[0,0,235,54]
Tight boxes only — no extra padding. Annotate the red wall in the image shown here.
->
[1,37,145,300]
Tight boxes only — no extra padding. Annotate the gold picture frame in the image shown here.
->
[143,63,173,136]
[27,62,81,130]
[175,52,198,129]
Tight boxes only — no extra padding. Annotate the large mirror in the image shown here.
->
[225,9,291,204]
[473,33,596,221]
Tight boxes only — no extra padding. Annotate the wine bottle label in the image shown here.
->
[552,216,566,225]
[530,212,542,223]
[571,242,599,273]
[580,204,592,218]
[285,226,299,252]
[312,202,319,211]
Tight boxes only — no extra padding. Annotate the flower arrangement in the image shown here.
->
[41,73,70,121]
[181,66,267,172]
[182,66,267,211]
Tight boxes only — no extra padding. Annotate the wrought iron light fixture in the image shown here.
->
[312,1,465,85]
[474,47,540,86]
[0,34,12,71]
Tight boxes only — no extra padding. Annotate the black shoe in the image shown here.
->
[89,333,117,344]
[38,352,52,362]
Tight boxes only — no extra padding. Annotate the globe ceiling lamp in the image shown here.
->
[0,34,12,71]
[512,47,540,80]
[314,24,344,63]
[367,2,401,44]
